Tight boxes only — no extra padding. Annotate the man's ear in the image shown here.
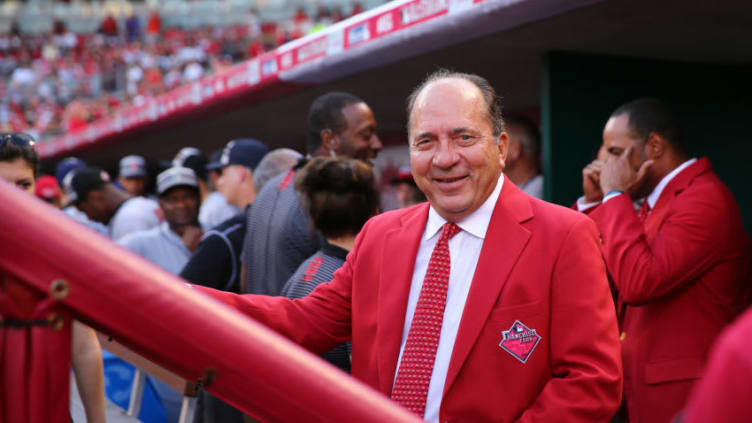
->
[320,129,338,152]
[497,132,510,169]
[645,132,666,160]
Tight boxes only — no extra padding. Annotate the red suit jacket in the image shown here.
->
[201,181,622,422]
[589,158,751,423]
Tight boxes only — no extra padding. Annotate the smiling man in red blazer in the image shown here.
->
[197,70,622,422]
[582,98,751,423]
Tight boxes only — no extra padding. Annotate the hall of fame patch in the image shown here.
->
[499,320,541,364]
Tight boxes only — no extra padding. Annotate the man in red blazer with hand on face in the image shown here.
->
[581,98,751,423]
[197,70,622,422]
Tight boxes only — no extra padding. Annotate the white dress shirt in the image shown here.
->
[644,158,696,209]
[395,174,504,422]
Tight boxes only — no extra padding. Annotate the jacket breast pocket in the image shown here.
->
[489,300,546,325]
[644,358,704,385]
[487,300,546,365]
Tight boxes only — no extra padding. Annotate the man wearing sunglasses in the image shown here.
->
[0,133,107,423]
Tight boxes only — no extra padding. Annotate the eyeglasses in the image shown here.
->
[0,133,35,148]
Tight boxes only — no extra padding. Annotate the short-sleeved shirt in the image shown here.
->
[242,159,322,295]
[281,242,352,372]
[117,222,193,275]
[109,196,161,241]
[180,207,248,293]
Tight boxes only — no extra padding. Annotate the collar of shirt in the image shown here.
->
[424,173,505,241]
[646,158,697,209]
[160,221,187,248]
[321,241,349,261]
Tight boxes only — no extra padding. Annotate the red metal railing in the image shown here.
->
[0,178,422,423]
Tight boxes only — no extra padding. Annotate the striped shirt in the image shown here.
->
[281,242,352,373]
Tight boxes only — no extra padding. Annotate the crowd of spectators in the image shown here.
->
[0,3,368,142]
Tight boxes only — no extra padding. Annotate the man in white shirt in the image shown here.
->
[194,70,622,422]
[502,116,543,199]
[63,167,161,241]
[579,98,751,423]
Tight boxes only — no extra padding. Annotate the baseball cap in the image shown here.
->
[63,167,111,204]
[206,149,223,172]
[206,139,269,171]
[34,175,61,201]
[55,157,87,186]
[157,166,198,196]
[119,155,147,179]
[173,147,207,181]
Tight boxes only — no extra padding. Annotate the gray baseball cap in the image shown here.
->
[157,166,198,196]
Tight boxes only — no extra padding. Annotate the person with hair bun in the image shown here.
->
[280,157,380,372]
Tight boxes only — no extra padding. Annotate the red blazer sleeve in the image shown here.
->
[590,193,724,305]
[192,219,374,355]
[516,217,623,423]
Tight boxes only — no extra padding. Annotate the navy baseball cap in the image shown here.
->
[119,155,148,179]
[207,139,269,171]
[55,157,87,185]
[63,167,110,205]
[206,149,223,172]
[173,147,207,181]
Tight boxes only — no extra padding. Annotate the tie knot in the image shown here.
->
[441,222,461,241]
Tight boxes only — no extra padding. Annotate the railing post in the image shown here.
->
[126,369,146,417]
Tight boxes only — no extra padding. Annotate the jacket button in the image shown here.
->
[620,331,626,341]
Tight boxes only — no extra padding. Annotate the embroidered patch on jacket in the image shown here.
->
[499,320,541,364]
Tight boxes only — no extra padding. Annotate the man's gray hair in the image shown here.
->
[253,148,303,192]
[406,69,504,138]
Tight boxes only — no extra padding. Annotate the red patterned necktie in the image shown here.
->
[391,222,461,416]
[638,201,651,223]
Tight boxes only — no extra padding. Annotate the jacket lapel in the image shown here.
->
[443,182,533,397]
[377,204,429,394]
[646,158,711,237]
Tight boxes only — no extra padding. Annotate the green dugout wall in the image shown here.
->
[541,52,752,233]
